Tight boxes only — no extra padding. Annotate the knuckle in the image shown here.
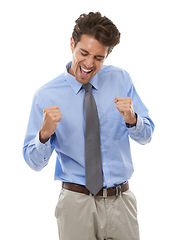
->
[52,105,58,109]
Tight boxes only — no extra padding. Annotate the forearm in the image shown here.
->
[23,132,53,171]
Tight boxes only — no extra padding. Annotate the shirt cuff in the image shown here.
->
[126,114,143,134]
[35,132,51,159]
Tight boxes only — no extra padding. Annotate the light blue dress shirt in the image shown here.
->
[23,62,154,188]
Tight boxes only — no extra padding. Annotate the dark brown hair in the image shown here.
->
[72,12,121,54]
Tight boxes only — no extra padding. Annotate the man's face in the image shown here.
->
[69,34,109,84]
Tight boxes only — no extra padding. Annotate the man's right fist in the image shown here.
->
[39,106,62,143]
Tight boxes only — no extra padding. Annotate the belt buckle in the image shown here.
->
[103,188,108,198]
[116,184,121,196]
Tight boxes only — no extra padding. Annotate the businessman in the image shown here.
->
[23,12,154,240]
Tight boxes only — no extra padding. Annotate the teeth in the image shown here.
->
[81,67,91,73]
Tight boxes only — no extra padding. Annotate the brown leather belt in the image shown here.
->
[62,181,129,197]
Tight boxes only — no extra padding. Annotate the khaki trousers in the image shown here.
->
[55,188,140,240]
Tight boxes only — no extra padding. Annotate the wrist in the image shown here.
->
[39,130,50,144]
[126,113,137,127]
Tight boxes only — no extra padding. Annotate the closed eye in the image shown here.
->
[80,49,89,56]
[81,52,88,56]
[80,49,105,61]
[95,56,104,61]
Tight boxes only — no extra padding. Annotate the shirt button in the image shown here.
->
[103,163,106,166]
[108,180,110,183]
[42,147,45,150]
[100,145,102,149]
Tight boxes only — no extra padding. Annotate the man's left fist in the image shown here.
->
[114,97,137,126]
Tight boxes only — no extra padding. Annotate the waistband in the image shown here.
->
[62,181,129,197]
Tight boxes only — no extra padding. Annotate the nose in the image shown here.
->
[84,55,94,69]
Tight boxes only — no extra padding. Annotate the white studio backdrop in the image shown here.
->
[0,0,175,239]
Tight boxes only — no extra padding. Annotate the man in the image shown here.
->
[23,12,154,240]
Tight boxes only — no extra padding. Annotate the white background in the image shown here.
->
[0,0,175,239]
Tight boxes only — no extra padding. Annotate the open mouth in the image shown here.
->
[80,66,93,77]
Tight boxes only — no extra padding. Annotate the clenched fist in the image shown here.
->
[114,97,137,126]
[39,106,62,143]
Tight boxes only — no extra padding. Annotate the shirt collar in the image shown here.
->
[64,62,99,94]
[89,74,99,90]
[64,62,82,94]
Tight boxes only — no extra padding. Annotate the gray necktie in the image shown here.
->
[83,83,103,195]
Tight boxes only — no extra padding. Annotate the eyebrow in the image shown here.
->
[80,48,105,59]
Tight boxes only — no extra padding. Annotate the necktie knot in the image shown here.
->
[82,83,92,92]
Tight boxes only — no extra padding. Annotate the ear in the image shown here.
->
[70,37,75,53]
